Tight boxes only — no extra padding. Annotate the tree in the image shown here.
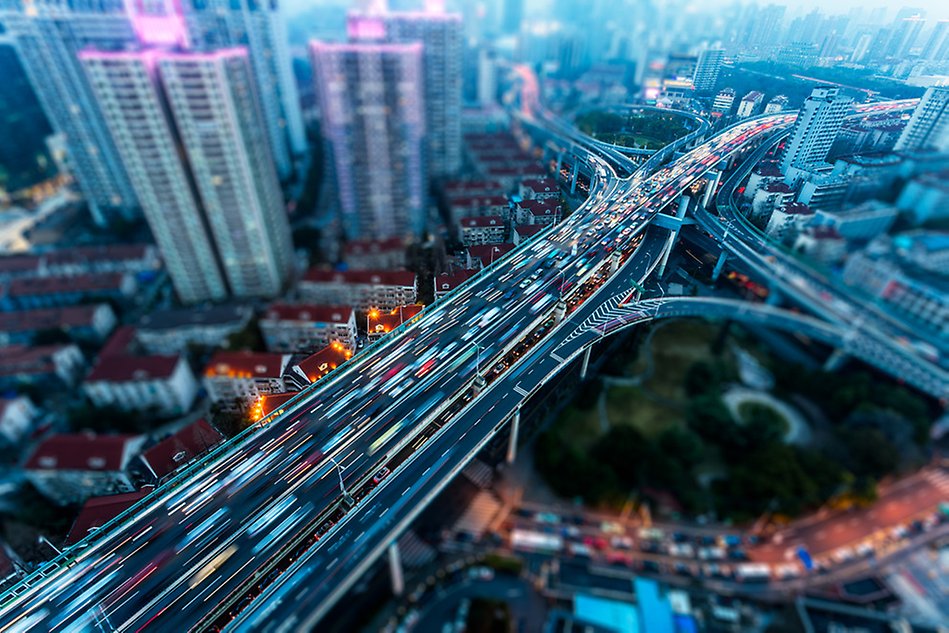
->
[836,427,898,479]
[657,427,705,466]
[591,426,651,487]
[686,394,736,443]
[684,361,718,397]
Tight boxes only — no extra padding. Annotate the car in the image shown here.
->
[372,467,391,484]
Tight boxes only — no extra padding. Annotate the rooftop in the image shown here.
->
[205,351,288,379]
[262,303,353,324]
[139,419,223,480]
[782,202,814,215]
[64,489,151,545]
[138,304,249,331]
[460,216,505,228]
[302,269,416,287]
[343,237,405,256]
[0,344,75,377]
[295,345,352,383]
[86,354,180,383]
[435,270,475,293]
[7,272,128,297]
[764,182,794,194]
[25,433,139,471]
[0,304,105,334]
[467,243,515,265]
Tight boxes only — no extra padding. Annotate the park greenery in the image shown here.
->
[534,320,934,523]
[575,109,693,150]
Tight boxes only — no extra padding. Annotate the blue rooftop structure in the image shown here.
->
[574,594,639,633]
[635,577,675,633]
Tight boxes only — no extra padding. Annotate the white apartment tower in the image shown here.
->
[692,48,724,92]
[895,86,949,153]
[311,40,426,240]
[82,49,291,303]
[780,86,853,175]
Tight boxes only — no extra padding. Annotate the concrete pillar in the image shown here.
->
[580,346,592,380]
[702,170,721,208]
[711,250,728,282]
[506,408,521,464]
[676,195,690,219]
[570,161,580,195]
[766,285,781,306]
[388,542,404,596]
[656,232,675,277]
[823,349,848,372]
[555,150,564,178]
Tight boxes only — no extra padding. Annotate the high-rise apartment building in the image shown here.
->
[921,20,949,61]
[82,48,292,303]
[0,0,303,229]
[1,3,140,226]
[780,86,853,174]
[311,40,426,240]
[895,86,949,153]
[377,11,463,176]
[692,48,724,92]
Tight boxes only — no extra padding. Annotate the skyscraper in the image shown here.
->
[378,11,463,176]
[1,3,140,226]
[780,86,853,175]
[895,86,949,153]
[0,0,304,230]
[311,40,426,241]
[82,48,292,303]
[692,48,724,92]
[921,20,949,61]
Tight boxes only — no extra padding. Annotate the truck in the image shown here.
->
[511,529,563,553]
[735,563,771,583]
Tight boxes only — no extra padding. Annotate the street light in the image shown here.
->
[37,535,63,556]
[555,270,566,299]
[329,457,348,498]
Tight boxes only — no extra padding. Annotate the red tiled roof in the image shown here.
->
[343,237,405,256]
[435,270,475,292]
[754,165,783,177]
[0,255,41,275]
[64,488,151,545]
[443,180,504,194]
[45,244,151,267]
[764,183,794,194]
[0,305,103,334]
[295,345,352,382]
[516,224,546,238]
[86,354,180,382]
[302,269,416,287]
[25,433,138,471]
[448,194,509,208]
[521,177,557,192]
[263,303,353,324]
[467,243,515,266]
[781,202,813,215]
[98,325,137,358]
[0,344,73,377]
[139,419,223,480]
[205,351,287,379]
[258,391,299,418]
[460,216,505,228]
[518,199,561,214]
[7,272,127,297]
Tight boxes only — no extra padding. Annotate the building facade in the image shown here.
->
[259,304,357,353]
[780,86,853,175]
[894,86,949,153]
[83,355,198,418]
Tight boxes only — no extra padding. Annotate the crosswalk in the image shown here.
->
[558,293,654,350]
[462,459,494,490]
[397,531,437,569]
[452,491,502,539]
[924,470,949,495]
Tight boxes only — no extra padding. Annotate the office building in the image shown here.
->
[378,11,463,177]
[82,48,292,304]
[780,87,853,175]
[895,86,949,153]
[692,49,724,92]
[712,88,736,115]
[921,20,949,61]
[311,40,426,240]
[764,95,789,114]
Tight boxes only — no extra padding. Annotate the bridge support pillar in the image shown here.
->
[388,542,404,596]
[824,349,849,372]
[570,161,580,195]
[555,151,564,179]
[580,346,592,380]
[711,250,728,283]
[657,195,690,277]
[506,408,521,464]
[554,299,567,324]
[766,286,781,306]
[702,170,721,209]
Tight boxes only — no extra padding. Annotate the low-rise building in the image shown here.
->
[743,165,783,200]
[137,418,224,482]
[765,202,814,241]
[519,177,560,201]
[736,91,764,118]
[83,355,198,418]
[299,270,419,312]
[449,195,511,223]
[0,343,84,389]
[0,304,116,346]
[793,226,848,264]
[135,305,252,355]
[1,272,137,310]
[443,180,505,199]
[813,200,898,241]
[434,270,475,300]
[288,344,353,387]
[515,199,562,226]
[366,304,423,341]
[466,243,515,269]
[342,237,407,270]
[897,170,949,224]
[459,216,507,246]
[751,183,794,223]
[24,433,145,505]
[204,351,292,411]
[763,95,788,114]
[64,489,151,545]
[513,224,546,244]
[796,172,849,212]
[0,396,38,444]
[259,303,356,353]
[0,244,160,283]
[712,88,735,115]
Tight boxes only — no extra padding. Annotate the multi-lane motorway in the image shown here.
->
[1,94,943,632]
[0,111,799,631]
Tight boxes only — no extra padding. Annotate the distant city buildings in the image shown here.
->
[737,91,764,118]
[712,88,736,116]
[895,86,949,153]
[780,86,853,177]
[763,95,789,114]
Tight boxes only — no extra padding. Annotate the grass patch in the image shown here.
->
[605,386,678,438]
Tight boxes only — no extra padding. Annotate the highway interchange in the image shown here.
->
[0,95,945,632]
